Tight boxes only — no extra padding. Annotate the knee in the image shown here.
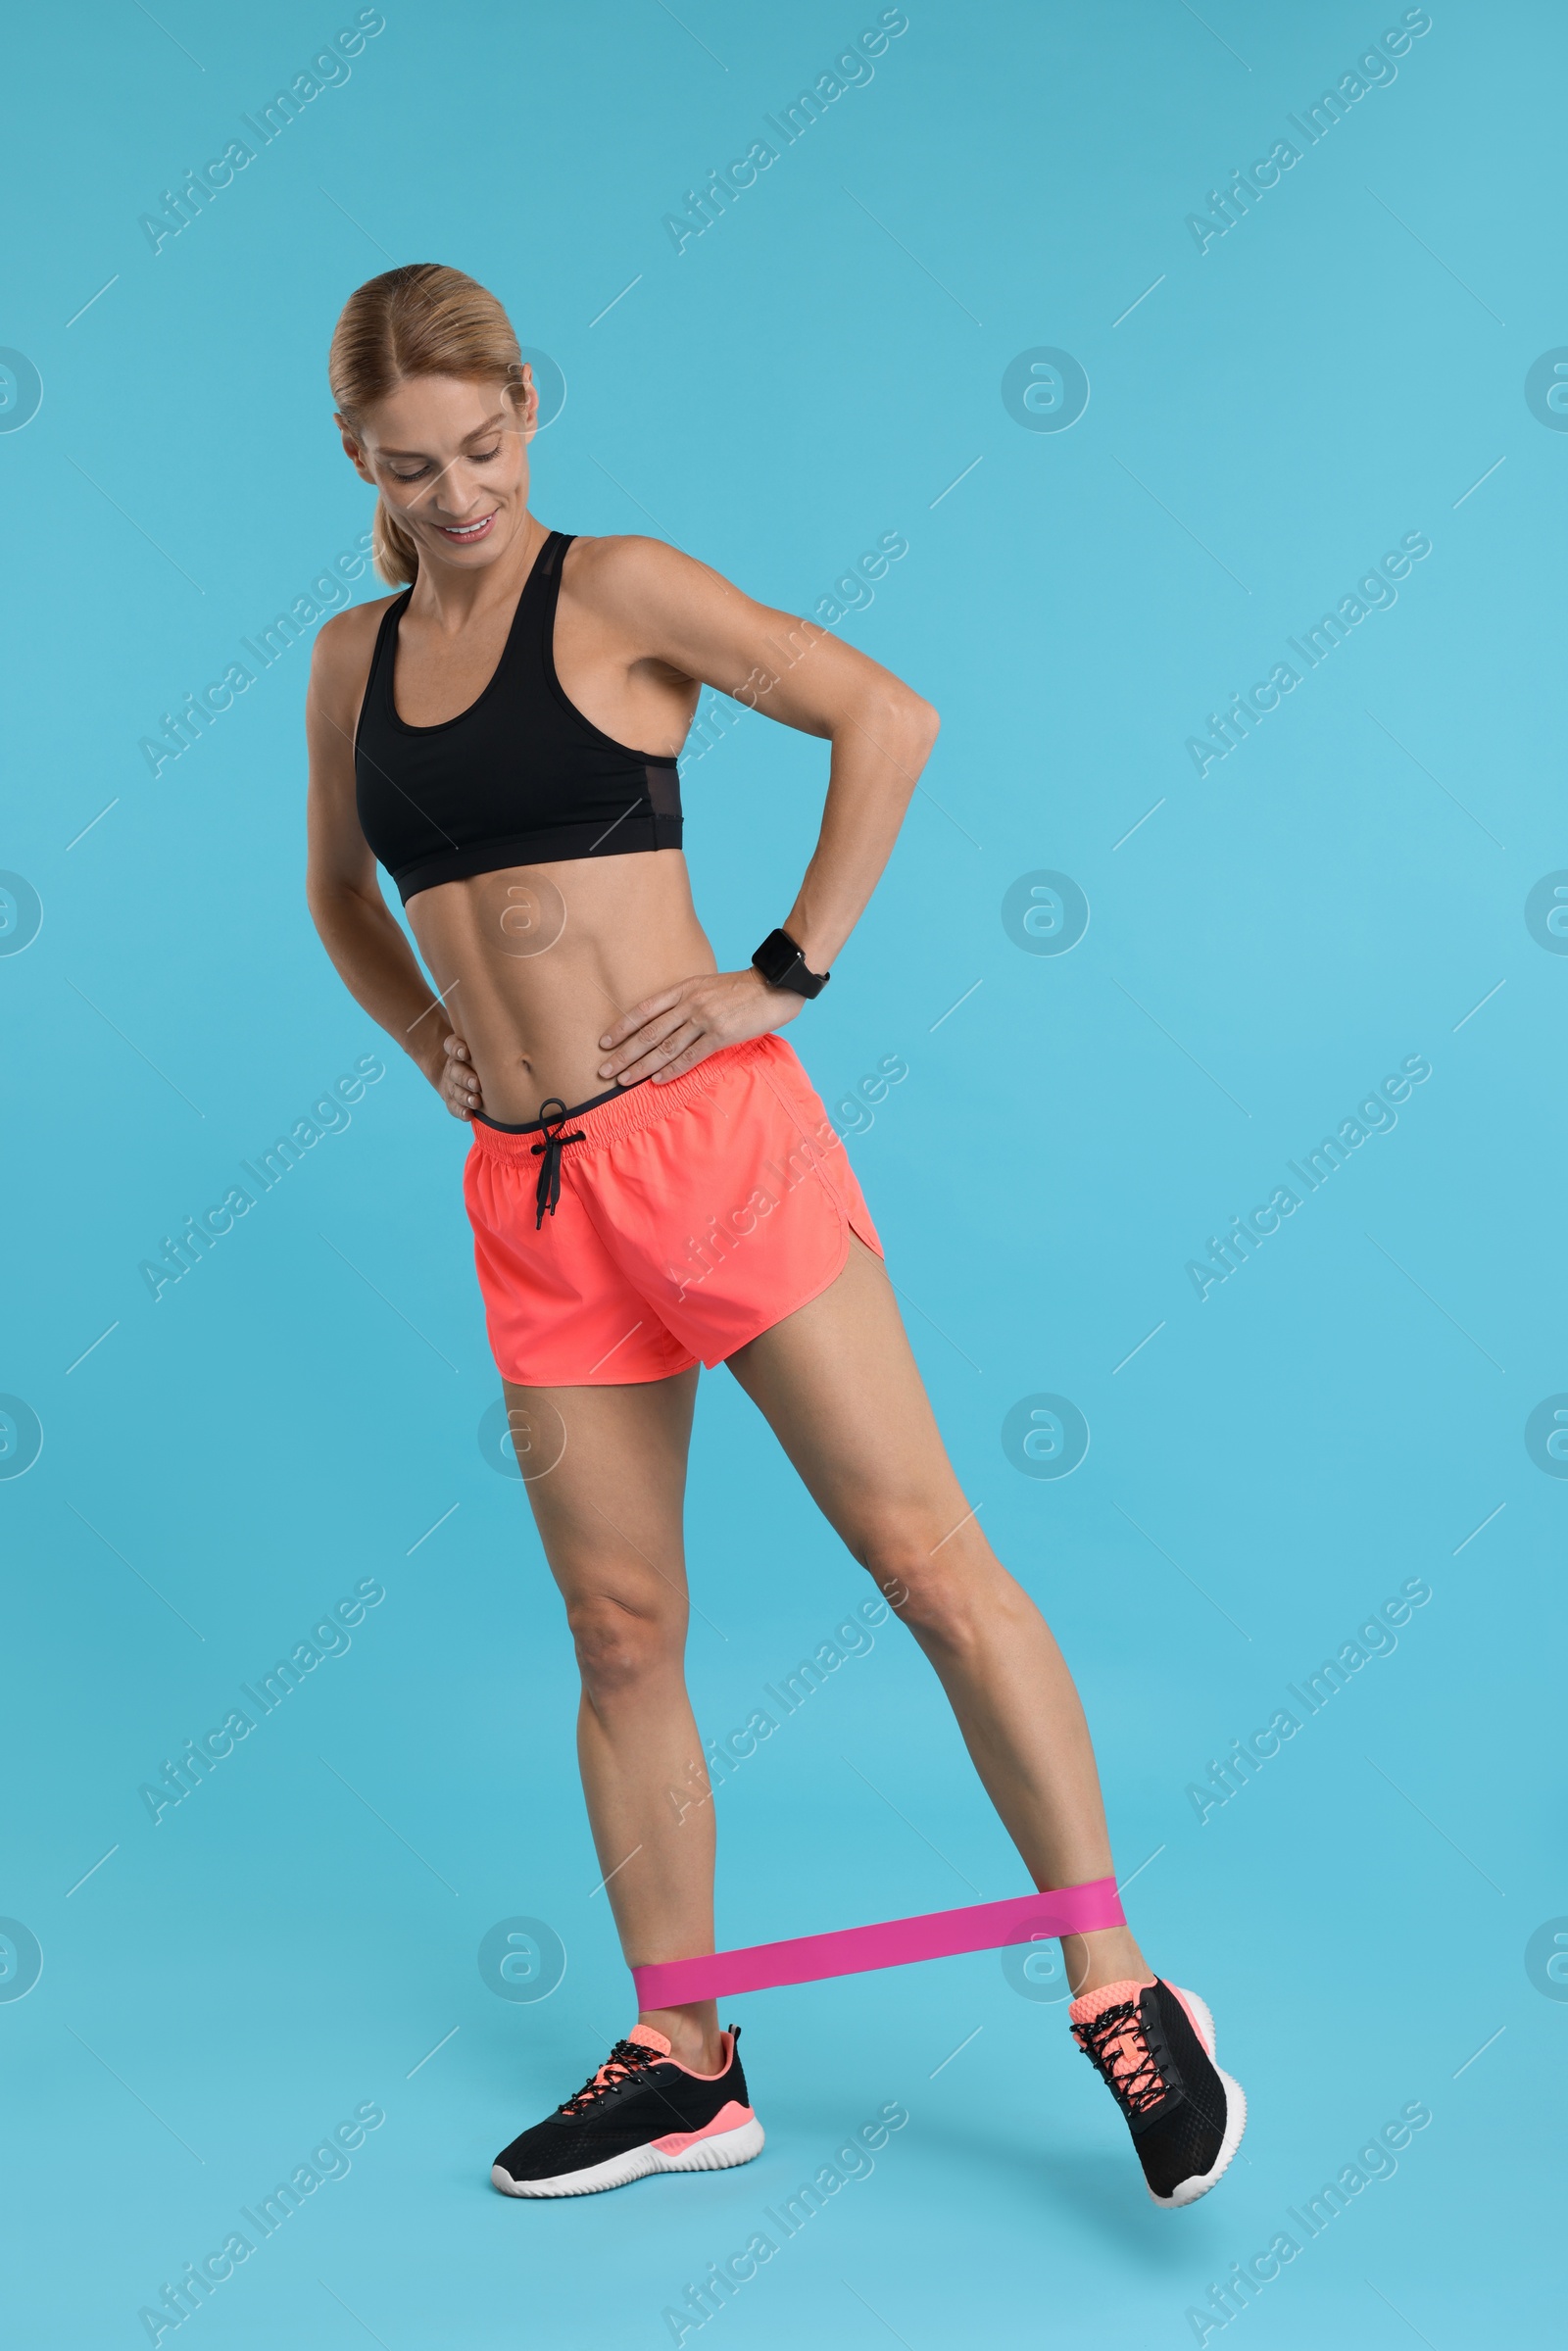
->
[857,1521,993,1654]
[567,1589,683,1701]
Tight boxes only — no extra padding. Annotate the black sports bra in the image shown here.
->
[354,528,683,905]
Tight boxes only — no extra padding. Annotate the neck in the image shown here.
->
[409,510,545,628]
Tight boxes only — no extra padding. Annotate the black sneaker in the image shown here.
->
[1068,1977,1246,2206]
[491,2023,763,2198]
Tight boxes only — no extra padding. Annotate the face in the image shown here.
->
[337,369,537,568]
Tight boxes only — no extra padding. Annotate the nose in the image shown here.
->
[431,464,494,518]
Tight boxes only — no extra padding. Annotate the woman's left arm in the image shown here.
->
[591,536,940,1086]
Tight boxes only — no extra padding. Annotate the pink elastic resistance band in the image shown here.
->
[631,1876,1125,2009]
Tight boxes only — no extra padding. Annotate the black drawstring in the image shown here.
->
[530,1099,586,1228]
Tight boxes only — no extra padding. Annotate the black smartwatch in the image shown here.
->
[752,926,830,999]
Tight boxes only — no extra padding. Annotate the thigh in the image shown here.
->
[502,1368,699,1613]
[722,1236,971,1559]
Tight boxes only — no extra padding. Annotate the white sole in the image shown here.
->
[1151,1985,1247,2209]
[492,2115,765,2199]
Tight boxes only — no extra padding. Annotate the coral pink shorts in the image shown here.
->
[463,1033,883,1386]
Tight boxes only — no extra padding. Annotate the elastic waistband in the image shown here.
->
[466,1034,778,1164]
[471,1072,653,1136]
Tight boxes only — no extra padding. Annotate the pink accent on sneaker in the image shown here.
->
[651,2098,755,2156]
[562,2024,678,2115]
[631,2023,735,2078]
[1067,1977,1156,2026]
[1067,1976,1212,2057]
[1068,1978,1163,2114]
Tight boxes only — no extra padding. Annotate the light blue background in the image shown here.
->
[1,2,1561,2343]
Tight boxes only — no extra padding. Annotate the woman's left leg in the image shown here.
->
[725,1235,1151,1998]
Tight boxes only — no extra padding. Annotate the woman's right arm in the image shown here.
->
[305,607,479,1119]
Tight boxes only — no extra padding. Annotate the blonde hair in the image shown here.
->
[327,264,525,585]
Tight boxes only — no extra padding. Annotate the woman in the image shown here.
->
[306,265,1245,2207]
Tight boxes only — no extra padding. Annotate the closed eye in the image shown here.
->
[389,442,503,483]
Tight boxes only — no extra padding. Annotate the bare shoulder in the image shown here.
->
[310,591,401,720]
[564,532,731,622]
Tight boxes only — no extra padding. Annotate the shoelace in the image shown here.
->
[1071,1998,1167,2118]
[559,2037,662,2117]
[530,1099,586,1229]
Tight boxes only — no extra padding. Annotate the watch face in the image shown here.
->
[755,929,826,994]
[756,931,797,985]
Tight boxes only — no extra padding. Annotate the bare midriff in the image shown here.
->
[405,849,715,1123]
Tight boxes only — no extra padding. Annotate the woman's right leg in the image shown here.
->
[503,1369,725,2071]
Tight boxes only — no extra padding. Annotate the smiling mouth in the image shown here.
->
[437,512,497,541]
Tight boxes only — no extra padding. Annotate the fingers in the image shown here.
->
[650,1032,717,1083]
[598,1004,696,1081]
[598,989,683,1053]
[439,1033,482,1119]
[611,1018,706,1086]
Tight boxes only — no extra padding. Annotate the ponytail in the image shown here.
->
[371,497,419,587]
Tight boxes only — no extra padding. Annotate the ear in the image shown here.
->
[510,367,541,441]
[334,414,376,485]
